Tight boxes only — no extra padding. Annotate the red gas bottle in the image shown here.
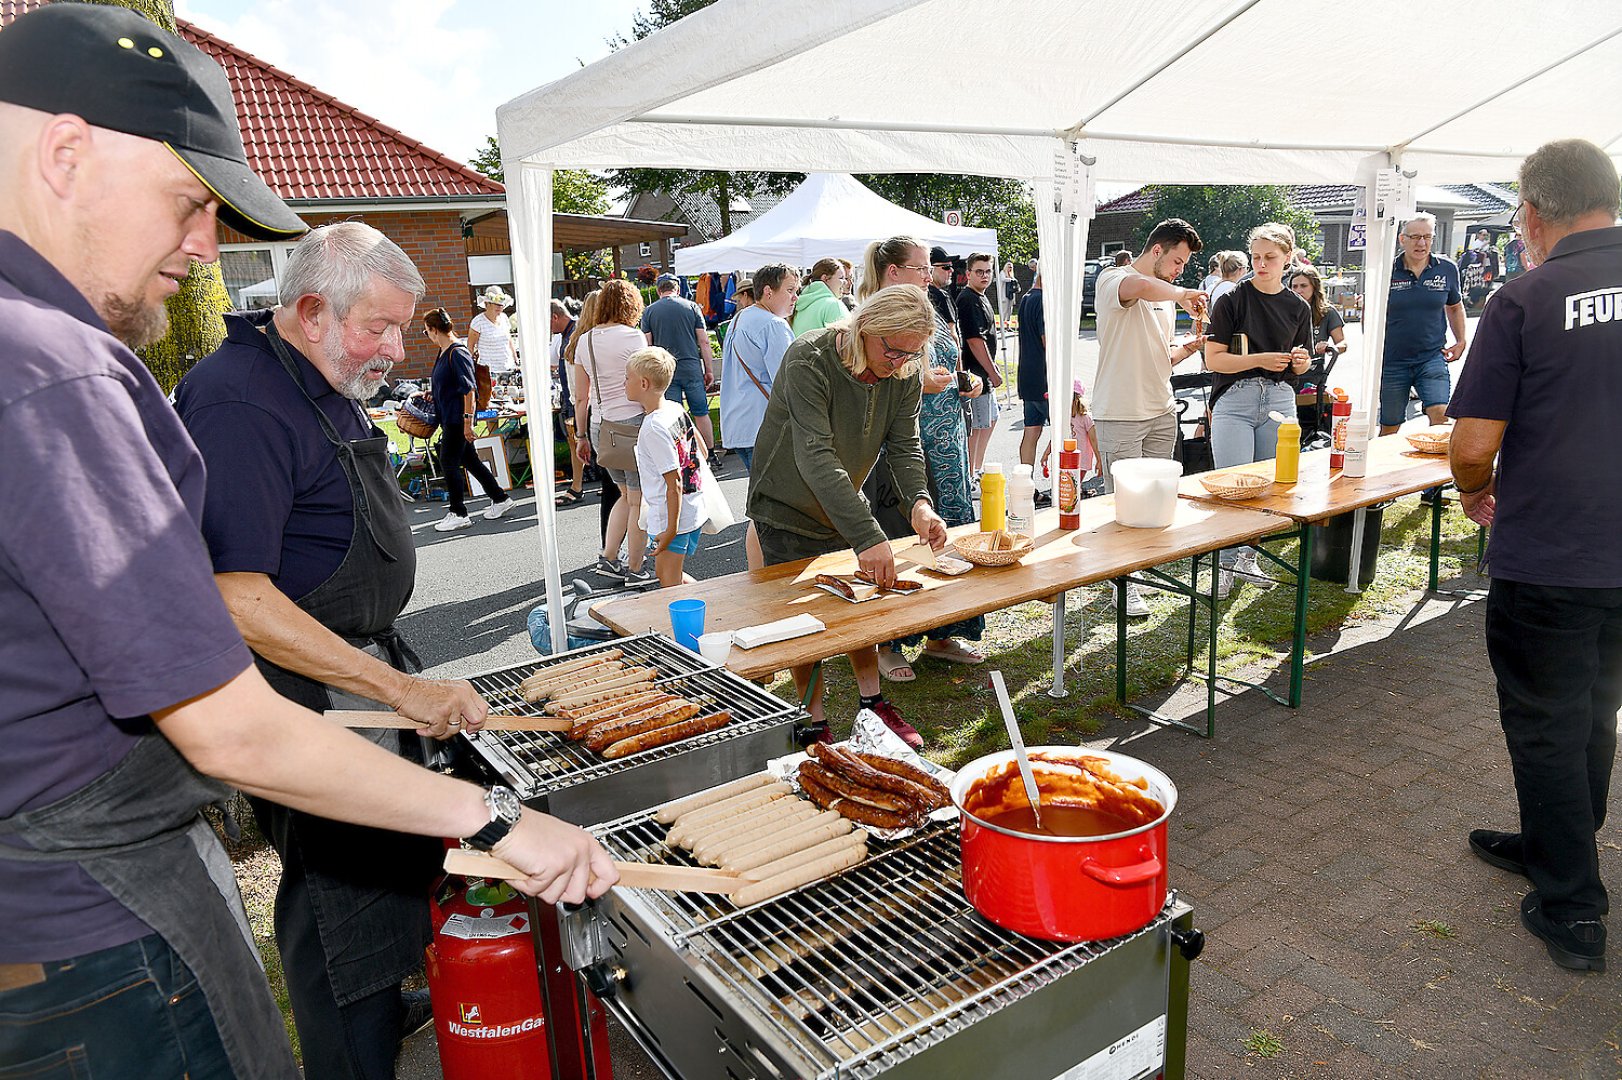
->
[425,874,551,1078]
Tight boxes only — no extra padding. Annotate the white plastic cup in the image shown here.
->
[696,632,732,665]
[1110,458,1182,528]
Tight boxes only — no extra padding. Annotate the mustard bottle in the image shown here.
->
[1273,413,1301,484]
[979,463,1007,532]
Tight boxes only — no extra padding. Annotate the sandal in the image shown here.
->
[554,488,584,506]
[876,648,916,683]
[922,638,987,665]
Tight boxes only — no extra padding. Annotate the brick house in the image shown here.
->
[613,189,787,273]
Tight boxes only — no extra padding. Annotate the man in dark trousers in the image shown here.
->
[1449,138,1621,974]
[1016,268,1051,506]
[0,8,615,1078]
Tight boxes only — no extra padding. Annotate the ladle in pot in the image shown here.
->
[989,670,1042,831]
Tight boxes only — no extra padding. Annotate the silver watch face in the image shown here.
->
[486,786,522,824]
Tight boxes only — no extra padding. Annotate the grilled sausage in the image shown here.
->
[586,702,701,753]
[853,569,924,593]
[799,761,913,813]
[813,744,945,811]
[654,774,775,826]
[575,694,682,741]
[670,791,794,851]
[814,574,858,600]
[602,709,731,759]
[692,801,821,863]
[851,751,952,810]
[799,769,928,830]
[667,783,793,841]
[563,692,670,738]
[731,841,867,907]
[524,659,625,699]
[519,649,623,692]
[543,669,659,712]
[742,829,867,884]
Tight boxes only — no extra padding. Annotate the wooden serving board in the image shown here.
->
[443,849,758,894]
[324,710,573,733]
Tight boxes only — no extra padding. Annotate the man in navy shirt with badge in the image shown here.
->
[0,9,615,1077]
[1379,211,1467,435]
[1449,138,1622,974]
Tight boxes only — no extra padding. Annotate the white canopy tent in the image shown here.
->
[672,172,998,274]
[498,0,1622,651]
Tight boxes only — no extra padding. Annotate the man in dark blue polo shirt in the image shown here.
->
[1016,269,1051,507]
[1380,211,1467,434]
[1449,138,1622,974]
[0,8,616,1077]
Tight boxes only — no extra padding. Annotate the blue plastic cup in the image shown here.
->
[668,599,706,651]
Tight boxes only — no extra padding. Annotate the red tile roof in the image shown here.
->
[0,1,504,202]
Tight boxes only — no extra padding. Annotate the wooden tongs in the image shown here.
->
[443,849,758,895]
[324,710,573,733]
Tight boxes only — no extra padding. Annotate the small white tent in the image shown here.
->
[673,172,998,274]
[496,0,1622,650]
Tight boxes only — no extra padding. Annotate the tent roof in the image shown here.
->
[498,0,1622,185]
[673,173,997,274]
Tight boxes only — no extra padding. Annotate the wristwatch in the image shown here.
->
[466,786,523,851]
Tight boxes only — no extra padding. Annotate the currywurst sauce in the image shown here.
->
[981,803,1138,838]
[963,755,1165,838]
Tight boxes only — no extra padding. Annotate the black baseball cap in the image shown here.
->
[0,4,305,241]
[929,245,954,266]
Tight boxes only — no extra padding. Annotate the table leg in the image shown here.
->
[1204,553,1219,737]
[799,662,822,712]
[1047,590,1068,699]
[1428,486,1444,592]
[1184,554,1199,670]
[1345,506,1366,594]
[1115,578,1128,704]
[1290,525,1313,708]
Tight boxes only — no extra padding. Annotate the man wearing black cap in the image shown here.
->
[0,8,615,1078]
[927,245,960,341]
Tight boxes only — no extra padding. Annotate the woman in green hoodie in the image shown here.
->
[791,257,851,337]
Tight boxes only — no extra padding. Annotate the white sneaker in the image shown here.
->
[483,498,515,520]
[433,511,472,532]
[1233,550,1263,580]
[1110,581,1151,617]
[1215,569,1234,601]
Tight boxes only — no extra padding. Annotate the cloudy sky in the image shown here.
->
[176,0,648,167]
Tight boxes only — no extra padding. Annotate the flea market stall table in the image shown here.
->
[592,497,1284,733]
[1176,433,1460,718]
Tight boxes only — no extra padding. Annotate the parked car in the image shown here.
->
[1081,258,1107,318]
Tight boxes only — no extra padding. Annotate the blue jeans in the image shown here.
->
[0,934,235,1080]
[664,359,709,417]
[732,446,753,473]
[1380,351,1451,427]
[1211,378,1296,567]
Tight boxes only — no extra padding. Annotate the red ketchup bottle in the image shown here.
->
[1058,438,1082,530]
[1329,389,1352,471]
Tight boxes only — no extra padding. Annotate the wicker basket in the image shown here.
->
[1198,472,1273,501]
[1406,427,1452,455]
[396,411,436,440]
[953,530,1034,567]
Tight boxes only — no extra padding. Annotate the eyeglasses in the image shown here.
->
[1402,232,1434,242]
[900,264,931,273]
[969,268,994,275]
[879,336,927,364]
[1510,202,1525,235]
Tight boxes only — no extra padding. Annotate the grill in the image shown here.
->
[559,809,1198,1080]
[456,634,805,824]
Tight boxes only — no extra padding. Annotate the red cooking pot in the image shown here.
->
[950,747,1177,942]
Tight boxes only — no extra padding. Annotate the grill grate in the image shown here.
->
[592,810,1181,1079]
[459,635,801,800]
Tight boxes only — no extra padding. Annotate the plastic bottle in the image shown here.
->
[979,463,1007,532]
[1328,389,1352,470]
[1058,439,1082,529]
[1274,415,1302,484]
[1006,464,1037,537]
[1343,411,1369,478]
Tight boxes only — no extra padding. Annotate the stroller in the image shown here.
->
[1296,346,1345,450]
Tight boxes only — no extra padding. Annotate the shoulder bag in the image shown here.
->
[586,331,641,472]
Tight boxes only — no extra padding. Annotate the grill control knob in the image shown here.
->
[584,962,627,1000]
[1171,927,1205,962]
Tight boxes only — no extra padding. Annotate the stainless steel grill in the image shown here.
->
[567,808,1197,1080]
[456,634,805,824]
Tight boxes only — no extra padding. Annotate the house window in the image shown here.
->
[639,242,651,258]
[1100,242,1127,256]
[219,243,297,311]
[669,238,683,252]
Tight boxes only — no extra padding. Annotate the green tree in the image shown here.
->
[82,0,232,392]
[857,174,1038,264]
[1140,186,1322,286]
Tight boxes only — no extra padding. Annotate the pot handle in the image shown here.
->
[1079,853,1163,887]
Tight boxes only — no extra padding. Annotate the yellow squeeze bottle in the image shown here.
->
[979,463,1007,532]
[1274,414,1301,484]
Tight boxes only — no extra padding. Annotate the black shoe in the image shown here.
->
[1033,489,1053,509]
[1520,890,1606,972]
[1469,829,1528,876]
[1418,486,1443,505]
[400,987,434,1037]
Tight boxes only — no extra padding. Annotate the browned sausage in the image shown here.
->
[820,745,945,811]
[799,761,913,813]
[814,574,857,600]
[851,751,952,809]
[586,701,700,752]
[853,569,924,593]
[798,768,927,830]
[577,695,685,743]
[602,710,731,759]
[563,692,670,739]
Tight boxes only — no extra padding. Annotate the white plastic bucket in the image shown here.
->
[1111,458,1182,528]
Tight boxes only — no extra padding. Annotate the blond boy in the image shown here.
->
[624,347,712,586]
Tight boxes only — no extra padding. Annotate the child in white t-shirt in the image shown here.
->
[624,347,710,586]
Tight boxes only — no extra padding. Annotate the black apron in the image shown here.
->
[252,323,439,1007]
[0,735,299,1079]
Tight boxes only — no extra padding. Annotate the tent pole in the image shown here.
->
[508,162,569,654]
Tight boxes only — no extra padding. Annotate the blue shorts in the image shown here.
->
[1380,352,1451,427]
[1022,398,1050,428]
[665,360,709,417]
[968,391,998,430]
[665,527,703,556]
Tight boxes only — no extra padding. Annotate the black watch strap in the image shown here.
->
[467,818,514,851]
[466,786,522,851]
